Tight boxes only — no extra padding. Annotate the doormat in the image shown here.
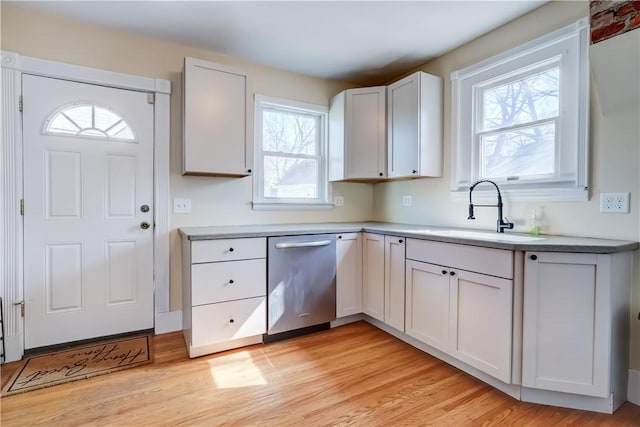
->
[2,334,152,396]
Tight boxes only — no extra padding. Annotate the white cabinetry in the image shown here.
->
[329,87,386,181]
[182,57,252,176]
[384,235,405,331]
[336,233,363,318]
[182,237,266,358]
[387,71,443,178]
[405,239,513,383]
[362,233,385,321]
[522,251,631,409]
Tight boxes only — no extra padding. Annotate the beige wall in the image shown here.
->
[0,4,372,310]
[372,1,640,370]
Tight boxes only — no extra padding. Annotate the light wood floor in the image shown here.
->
[2,321,640,426]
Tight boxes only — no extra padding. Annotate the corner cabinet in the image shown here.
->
[522,251,632,408]
[387,71,443,178]
[182,237,266,358]
[329,87,387,181]
[182,57,252,176]
[336,233,363,318]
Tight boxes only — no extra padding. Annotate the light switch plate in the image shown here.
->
[173,198,191,214]
[600,192,629,213]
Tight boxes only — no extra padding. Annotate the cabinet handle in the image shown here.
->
[450,271,456,276]
[398,239,403,243]
[229,247,234,252]
[229,279,234,284]
[338,235,342,239]
[530,254,538,261]
[247,169,252,173]
[442,270,447,275]
[412,170,417,174]
[379,172,383,177]
[229,318,235,324]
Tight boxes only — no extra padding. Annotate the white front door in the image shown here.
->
[22,75,154,349]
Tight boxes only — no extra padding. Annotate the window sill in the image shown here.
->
[451,187,589,203]
[252,202,335,211]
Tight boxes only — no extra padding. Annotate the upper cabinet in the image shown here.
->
[387,71,443,178]
[328,72,443,182]
[182,57,252,177]
[329,87,386,181]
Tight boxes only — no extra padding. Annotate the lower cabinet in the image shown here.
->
[522,251,631,402]
[336,233,363,317]
[405,239,514,383]
[362,233,385,321]
[182,237,267,358]
[384,236,406,331]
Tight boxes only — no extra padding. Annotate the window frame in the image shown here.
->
[253,94,332,210]
[450,18,590,202]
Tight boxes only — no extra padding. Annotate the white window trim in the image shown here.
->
[252,94,333,210]
[450,17,590,203]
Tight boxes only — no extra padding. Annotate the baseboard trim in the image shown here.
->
[331,313,365,328]
[155,310,182,334]
[629,369,640,406]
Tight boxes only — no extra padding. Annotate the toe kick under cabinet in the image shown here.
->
[182,237,267,358]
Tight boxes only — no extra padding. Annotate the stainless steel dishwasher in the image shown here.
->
[267,234,336,338]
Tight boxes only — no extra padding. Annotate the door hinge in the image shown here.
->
[18,96,23,112]
[147,93,155,104]
[20,199,24,216]
[14,301,24,317]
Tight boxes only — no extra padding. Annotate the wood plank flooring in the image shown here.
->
[2,321,640,426]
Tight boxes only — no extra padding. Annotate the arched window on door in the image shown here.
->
[43,103,137,142]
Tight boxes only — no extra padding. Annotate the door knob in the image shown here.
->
[140,221,150,230]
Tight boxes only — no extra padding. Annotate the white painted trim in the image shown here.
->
[629,369,640,406]
[331,313,365,328]
[0,50,171,361]
[252,202,335,211]
[521,387,615,414]
[155,310,183,334]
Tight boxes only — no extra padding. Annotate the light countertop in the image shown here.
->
[179,222,638,254]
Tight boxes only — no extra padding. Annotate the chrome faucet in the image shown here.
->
[468,180,514,233]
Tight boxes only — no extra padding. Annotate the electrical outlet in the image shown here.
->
[402,195,412,207]
[600,192,629,213]
[173,198,191,214]
[334,196,344,207]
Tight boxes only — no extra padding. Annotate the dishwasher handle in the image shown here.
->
[274,240,333,249]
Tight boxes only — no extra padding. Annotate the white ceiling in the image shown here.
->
[11,1,548,86]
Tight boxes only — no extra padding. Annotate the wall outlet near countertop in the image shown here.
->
[334,196,344,207]
[173,198,192,214]
[402,195,412,207]
[600,192,629,213]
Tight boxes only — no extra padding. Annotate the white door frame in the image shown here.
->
[1,51,171,362]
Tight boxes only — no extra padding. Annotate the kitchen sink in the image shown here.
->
[411,229,545,243]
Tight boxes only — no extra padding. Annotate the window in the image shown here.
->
[253,95,330,209]
[451,18,589,201]
[44,103,136,142]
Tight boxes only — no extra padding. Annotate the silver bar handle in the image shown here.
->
[275,240,332,249]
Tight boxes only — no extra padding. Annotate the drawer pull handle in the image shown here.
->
[399,239,403,243]
[450,271,456,276]
[275,240,332,249]
[441,270,447,275]
[530,254,538,261]
[229,279,234,284]
[298,313,311,318]
[229,247,234,252]
[338,235,342,239]
[229,318,235,324]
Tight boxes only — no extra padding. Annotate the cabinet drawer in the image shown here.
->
[192,259,266,305]
[406,238,513,279]
[191,297,266,348]
[191,238,266,263]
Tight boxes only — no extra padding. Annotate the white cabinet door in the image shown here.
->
[329,87,386,181]
[362,233,385,321]
[384,236,405,331]
[336,233,363,318]
[522,252,610,397]
[405,260,450,352]
[387,71,442,178]
[449,269,513,383]
[183,57,251,176]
